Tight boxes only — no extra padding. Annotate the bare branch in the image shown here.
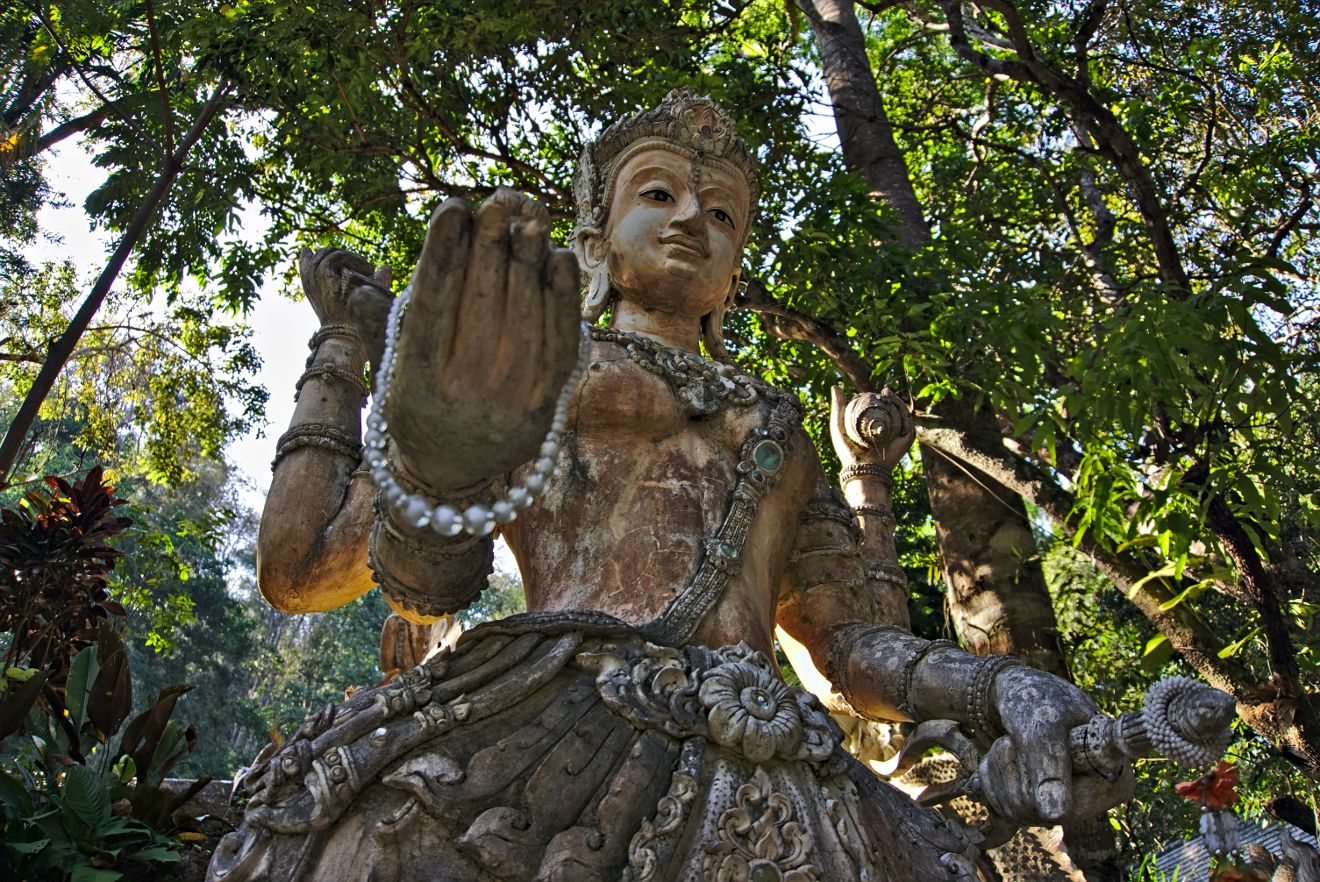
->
[144,0,175,157]
[735,276,877,390]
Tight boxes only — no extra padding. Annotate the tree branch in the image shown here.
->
[913,417,1248,694]
[735,276,877,390]
[938,0,1192,298]
[143,0,175,157]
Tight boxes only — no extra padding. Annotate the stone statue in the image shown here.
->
[209,90,1218,882]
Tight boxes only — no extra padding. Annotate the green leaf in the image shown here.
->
[0,767,35,813]
[128,845,181,862]
[62,765,112,830]
[1126,562,1178,599]
[1218,628,1261,659]
[71,867,123,882]
[65,646,100,731]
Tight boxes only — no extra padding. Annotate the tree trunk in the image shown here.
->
[798,2,1116,876]
[797,0,1068,675]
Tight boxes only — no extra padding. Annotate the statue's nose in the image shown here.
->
[670,191,705,239]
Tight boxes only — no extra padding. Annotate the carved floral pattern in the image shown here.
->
[699,660,802,763]
[583,641,837,768]
[623,765,699,882]
[702,767,823,882]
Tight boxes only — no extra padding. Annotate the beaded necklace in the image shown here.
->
[590,326,759,416]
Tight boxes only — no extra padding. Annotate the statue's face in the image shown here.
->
[598,147,750,318]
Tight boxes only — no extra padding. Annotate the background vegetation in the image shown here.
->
[2,0,1315,878]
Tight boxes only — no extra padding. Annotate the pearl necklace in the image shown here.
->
[591,326,759,415]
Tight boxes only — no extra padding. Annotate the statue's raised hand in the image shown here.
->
[299,247,394,368]
[383,189,581,493]
[829,386,916,472]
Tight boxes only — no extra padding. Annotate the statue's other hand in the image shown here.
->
[384,189,581,493]
[829,386,916,472]
[299,247,395,367]
[978,666,1135,826]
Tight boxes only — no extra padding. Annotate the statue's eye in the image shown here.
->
[710,208,735,230]
[642,189,672,202]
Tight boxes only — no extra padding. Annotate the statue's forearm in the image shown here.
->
[259,326,376,612]
[839,466,909,629]
[820,624,994,725]
[368,475,496,622]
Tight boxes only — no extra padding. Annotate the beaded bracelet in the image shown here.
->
[965,655,1023,739]
[364,281,592,537]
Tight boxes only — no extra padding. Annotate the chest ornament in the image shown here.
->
[591,326,759,415]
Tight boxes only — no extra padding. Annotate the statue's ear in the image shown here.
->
[725,268,742,306]
[701,269,740,362]
[577,229,607,271]
[578,230,612,322]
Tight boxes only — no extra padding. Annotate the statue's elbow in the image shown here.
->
[255,543,372,614]
[256,550,314,614]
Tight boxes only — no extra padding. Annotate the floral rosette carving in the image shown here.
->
[581,640,837,768]
[699,660,802,763]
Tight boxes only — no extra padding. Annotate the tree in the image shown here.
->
[0,0,261,486]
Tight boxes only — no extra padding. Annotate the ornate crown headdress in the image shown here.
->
[573,88,760,237]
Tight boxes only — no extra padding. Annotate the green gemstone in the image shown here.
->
[750,689,773,712]
[752,440,783,472]
[750,863,782,882]
[718,541,739,559]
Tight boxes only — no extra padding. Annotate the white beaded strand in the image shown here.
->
[1141,676,1231,768]
[363,282,590,537]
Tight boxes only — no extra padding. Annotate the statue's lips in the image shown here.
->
[659,236,708,259]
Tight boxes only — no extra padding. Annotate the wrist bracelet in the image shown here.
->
[272,422,362,471]
[966,655,1023,738]
[375,498,487,561]
[295,363,370,403]
[853,504,895,531]
[364,282,592,537]
[900,638,959,719]
[839,463,894,486]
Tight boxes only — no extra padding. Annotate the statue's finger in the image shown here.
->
[411,198,471,301]
[519,194,551,226]
[539,247,582,404]
[449,190,519,371]
[405,199,471,371]
[829,386,850,452]
[978,737,1033,822]
[1020,724,1074,823]
[500,217,547,404]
